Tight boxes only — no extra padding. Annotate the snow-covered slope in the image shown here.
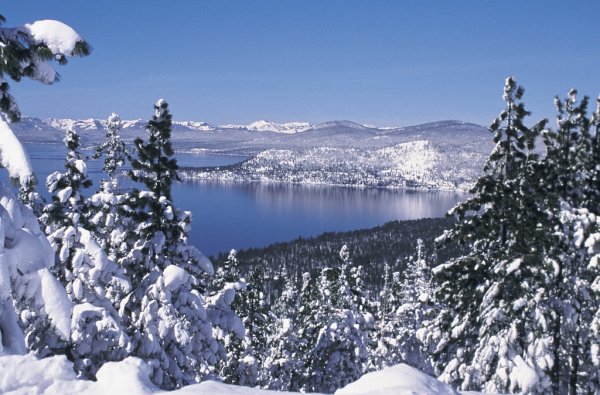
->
[181,138,488,191]
[335,364,458,395]
[220,120,312,133]
[13,117,491,191]
[246,120,312,133]
[0,353,459,395]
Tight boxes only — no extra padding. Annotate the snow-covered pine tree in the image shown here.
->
[541,90,591,209]
[587,96,600,208]
[211,249,274,388]
[421,77,553,393]
[241,266,272,383]
[39,128,130,378]
[286,271,319,391]
[42,128,92,242]
[0,11,89,359]
[210,250,256,386]
[0,15,90,122]
[93,113,131,194]
[395,239,433,373]
[87,113,132,266]
[373,240,433,373]
[120,100,184,283]
[538,90,600,394]
[372,269,402,370]
[211,249,244,292]
[261,277,302,390]
[550,203,600,394]
[130,99,179,200]
[119,100,241,389]
[301,247,371,393]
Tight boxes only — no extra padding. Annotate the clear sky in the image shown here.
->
[3,1,600,127]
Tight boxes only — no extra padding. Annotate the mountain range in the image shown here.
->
[12,117,494,191]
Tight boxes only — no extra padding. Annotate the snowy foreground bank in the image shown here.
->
[0,354,460,395]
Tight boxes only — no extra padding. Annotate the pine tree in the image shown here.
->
[211,250,257,386]
[117,100,240,389]
[261,278,302,390]
[0,15,90,122]
[542,90,591,209]
[395,239,433,373]
[130,99,179,200]
[93,113,131,194]
[39,128,130,378]
[586,96,600,208]
[422,77,553,393]
[373,269,403,370]
[551,203,600,394]
[538,90,600,394]
[87,113,132,269]
[299,247,371,393]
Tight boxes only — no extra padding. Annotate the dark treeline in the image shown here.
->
[211,217,460,298]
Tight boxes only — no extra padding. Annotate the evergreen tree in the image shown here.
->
[43,128,92,239]
[395,239,433,373]
[0,15,90,122]
[421,77,553,393]
[117,100,240,389]
[130,99,179,200]
[372,269,403,370]
[539,90,600,394]
[300,246,371,393]
[0,8,89,370]
[261,278,302,390]
[541,90,591,209]
[211,250,256,386]
[551,203,600,394]
[374,240,433,372]
[93,113,131,194]
[287,272,319,391]
[39,128,130,378]
[586,96,600,208]
[87,114,132,262]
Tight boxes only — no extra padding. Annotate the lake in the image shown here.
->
[20,143,467,256]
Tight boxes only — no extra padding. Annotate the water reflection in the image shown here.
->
[173,181,466,256]
[19,143,467,256]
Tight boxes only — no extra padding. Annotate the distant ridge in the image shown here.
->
[13,116,486,136]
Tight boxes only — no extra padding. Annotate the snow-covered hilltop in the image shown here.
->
[222,120,313,133]
[178,120,492,191]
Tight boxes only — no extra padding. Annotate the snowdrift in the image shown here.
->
[0,353,458,394]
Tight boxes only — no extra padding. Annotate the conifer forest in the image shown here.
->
[0,5,599,395]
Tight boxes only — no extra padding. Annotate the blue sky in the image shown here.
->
[3,1,600,126]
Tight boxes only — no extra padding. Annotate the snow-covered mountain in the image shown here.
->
[220,120,312,133]
[12,117,492,191]
[13,117,315,136]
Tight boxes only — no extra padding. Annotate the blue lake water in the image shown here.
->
[19,143,467,256]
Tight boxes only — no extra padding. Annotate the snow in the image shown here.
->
[21,20,84,56]
[508,356,539,393]
[163,265,189,290]
[0,354,319,394]
[176,381,306,394]
[0,353,465,394]
[5,229,52,273]
[335,364,459,395]
[38,268,72,340]
[245,120,312,134]
[0,118,34,185]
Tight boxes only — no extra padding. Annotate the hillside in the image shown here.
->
[210,217,461,300]
[13,117,492,190]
